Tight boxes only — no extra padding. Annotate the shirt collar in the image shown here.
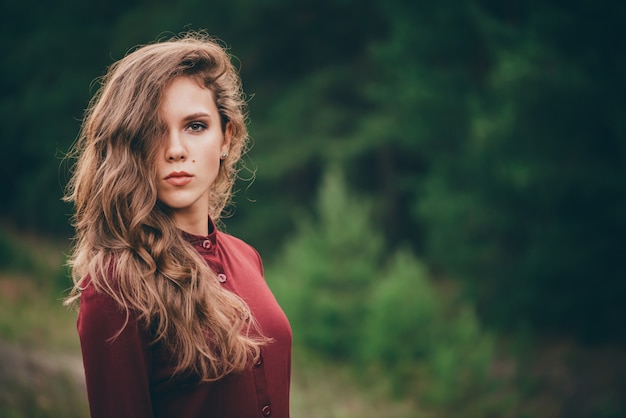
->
[180,217,218,254]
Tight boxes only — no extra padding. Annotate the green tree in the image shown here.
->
[268,166,384,358]
[413,1,626,340]
[268,167,505,415]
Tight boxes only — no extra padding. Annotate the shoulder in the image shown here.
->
[78,256,125,305]
[77,257,141,340]
[216,231,264,272]
[217,230,256,251]
[78,267,128,319]
[78,277,135,341]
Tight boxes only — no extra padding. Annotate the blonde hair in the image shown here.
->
[64,32,263,381]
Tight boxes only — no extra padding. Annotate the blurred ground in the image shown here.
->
[527,339,626,418]
[1,334,625,418]
[0,339,88,418]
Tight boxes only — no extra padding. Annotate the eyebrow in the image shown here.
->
[183,112,212,122]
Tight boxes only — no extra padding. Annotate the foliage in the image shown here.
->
[268,166,383,358]
[363,250,497,411]
[268,167,509,416]
[0,227,71,296]
[0,229,35,273]
[405,2,626,341]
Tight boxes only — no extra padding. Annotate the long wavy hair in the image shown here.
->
[64,32,264,381]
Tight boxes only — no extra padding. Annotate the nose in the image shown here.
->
[165,132,187,161]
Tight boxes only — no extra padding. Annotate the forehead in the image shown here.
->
[160,76,217,115]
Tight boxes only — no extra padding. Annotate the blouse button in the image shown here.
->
[217,273,227,283]
[261,405,271,416]
[202,240,211,249]
[254,354,264,368]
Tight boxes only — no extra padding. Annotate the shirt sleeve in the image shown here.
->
[78,282,154,418]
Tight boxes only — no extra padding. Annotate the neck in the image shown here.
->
[172,210,209,236]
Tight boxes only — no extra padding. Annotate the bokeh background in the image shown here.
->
[1,0,625,417]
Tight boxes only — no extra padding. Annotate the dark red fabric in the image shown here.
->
[78,222,292,418]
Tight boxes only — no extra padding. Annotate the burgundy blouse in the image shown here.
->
[77,222,292,418]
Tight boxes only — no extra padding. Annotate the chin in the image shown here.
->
[164,202,195,211]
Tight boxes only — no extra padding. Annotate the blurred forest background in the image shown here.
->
[1,0,625,417]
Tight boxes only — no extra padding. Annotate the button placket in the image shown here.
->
[252,349,271,418]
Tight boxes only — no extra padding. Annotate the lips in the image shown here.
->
[164,171,193,186]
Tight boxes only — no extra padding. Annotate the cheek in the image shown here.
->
[203,145,223,164]
[200,147,223,175]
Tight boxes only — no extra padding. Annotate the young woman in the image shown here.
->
[64,32,292,418]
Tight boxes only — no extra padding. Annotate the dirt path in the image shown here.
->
[0,339,88,417]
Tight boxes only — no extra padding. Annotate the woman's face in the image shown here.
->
[155,76,231,230]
